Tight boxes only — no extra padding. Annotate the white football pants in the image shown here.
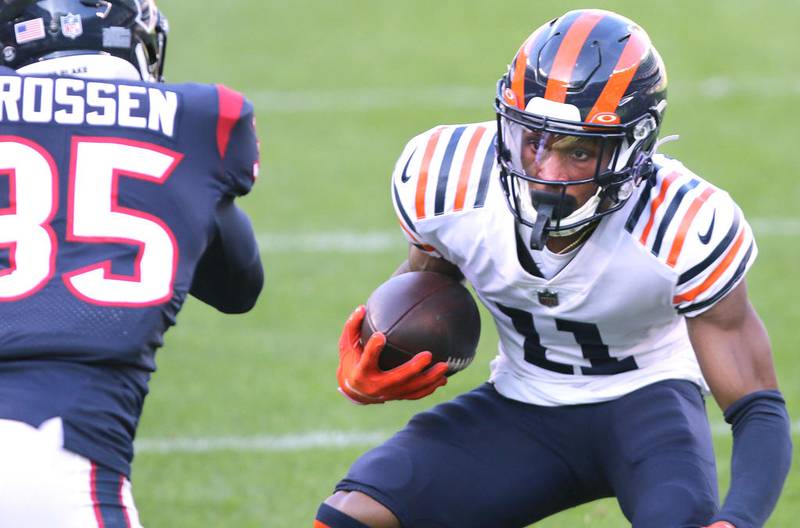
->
[0,418,143,528]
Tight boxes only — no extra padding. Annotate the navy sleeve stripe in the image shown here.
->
[435,126,466,215]
[677,241,754,314]
[651,178,699,256]
[677,209,741,286]
[624,174,656,232]
[393,183,419,235]
[473,134,496,208]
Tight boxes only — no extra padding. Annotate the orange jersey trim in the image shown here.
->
[544,11,605,103]
[415,127,445,220]
[639,171,680,245]
[453,127,487,211]
[673,227,746,304]
[313,521,332,528]
[398,219,421,244]
[587,31,648,121]
[397,220,436,253]
[666,187,716,267]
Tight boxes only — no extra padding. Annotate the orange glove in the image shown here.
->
[704,522,736,528]
[337,305,449,404]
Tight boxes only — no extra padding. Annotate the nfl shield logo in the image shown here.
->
[61,14,83,40]
[537,289,559,307]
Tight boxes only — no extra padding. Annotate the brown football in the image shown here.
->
[360,271,480,375]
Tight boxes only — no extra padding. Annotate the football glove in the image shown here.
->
[337,305,448,404]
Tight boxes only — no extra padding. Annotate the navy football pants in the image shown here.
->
[336,380,718,528]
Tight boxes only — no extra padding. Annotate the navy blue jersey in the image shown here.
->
[0,66,260,476]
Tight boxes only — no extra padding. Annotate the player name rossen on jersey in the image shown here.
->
[0,74,178,137]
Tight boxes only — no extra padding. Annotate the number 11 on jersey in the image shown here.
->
[496,302,638,375]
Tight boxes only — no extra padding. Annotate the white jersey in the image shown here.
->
[391,122,757,406]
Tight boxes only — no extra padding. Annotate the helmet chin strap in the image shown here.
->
[526,187,604,249]
[527,190,578,249]
[546,189,603,238]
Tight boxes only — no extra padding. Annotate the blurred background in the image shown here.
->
[137,1,799,525]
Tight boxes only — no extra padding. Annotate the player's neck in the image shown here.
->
[545,222,598,254]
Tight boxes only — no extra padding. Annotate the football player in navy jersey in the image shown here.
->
[0,0,263,526]
[315,9,791,528]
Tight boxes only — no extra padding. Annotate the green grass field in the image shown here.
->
[135,1,799,525]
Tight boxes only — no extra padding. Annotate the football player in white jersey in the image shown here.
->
[314,8,792,528]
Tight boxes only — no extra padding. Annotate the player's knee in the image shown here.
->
[630,482,716,528]
[316,492,400,528]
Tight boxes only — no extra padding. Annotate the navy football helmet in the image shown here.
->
[495,9,667,249]
[0,0,167,80]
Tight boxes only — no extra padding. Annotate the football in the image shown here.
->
[360,271,481,375]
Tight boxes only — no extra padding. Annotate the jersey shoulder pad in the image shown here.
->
[624,157,757,316]
[180,83,259,196]
[391,122,496,226]
[214,84,259,196]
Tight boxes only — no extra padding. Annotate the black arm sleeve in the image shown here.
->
[710,390,793,528]
[190,199,263,313]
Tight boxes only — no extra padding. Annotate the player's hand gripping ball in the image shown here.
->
[361,271,480,374]
[337,272,480,405]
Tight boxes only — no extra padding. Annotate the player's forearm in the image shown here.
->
[710,390,792,528]
[190,201,263,313]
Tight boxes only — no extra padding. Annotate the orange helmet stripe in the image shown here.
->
[666,187,716,267]
[415,127,445,220]
[453,126,487,211]
[510,27,545,109]
[544,11,605,103]
[587,31,649,122]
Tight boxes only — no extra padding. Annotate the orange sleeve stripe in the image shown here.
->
[415,127,445,220]
[639,171,679,245]
[397,220,436,252]
[313,521,332,528]
[544,11,605,103]
[587,31,648,121]
[673,227,746,304]
[666,187,716,267]
[397,219,421,244]
[453,126,487,211]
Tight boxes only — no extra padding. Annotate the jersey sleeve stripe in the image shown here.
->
[672,226,746,304]
[434,126,466,216]
[454,126,488,212]
[473,135,497,208]
[215,84,245,159]
[624,175,656,232]
[393,182,419,236]
[397,220,436,252]
[651,178,699,256]
[415,126,445,220]
[677,209,740,286]
[677,241,754,315]
[638,170,680,245]
[666,186,716,267]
